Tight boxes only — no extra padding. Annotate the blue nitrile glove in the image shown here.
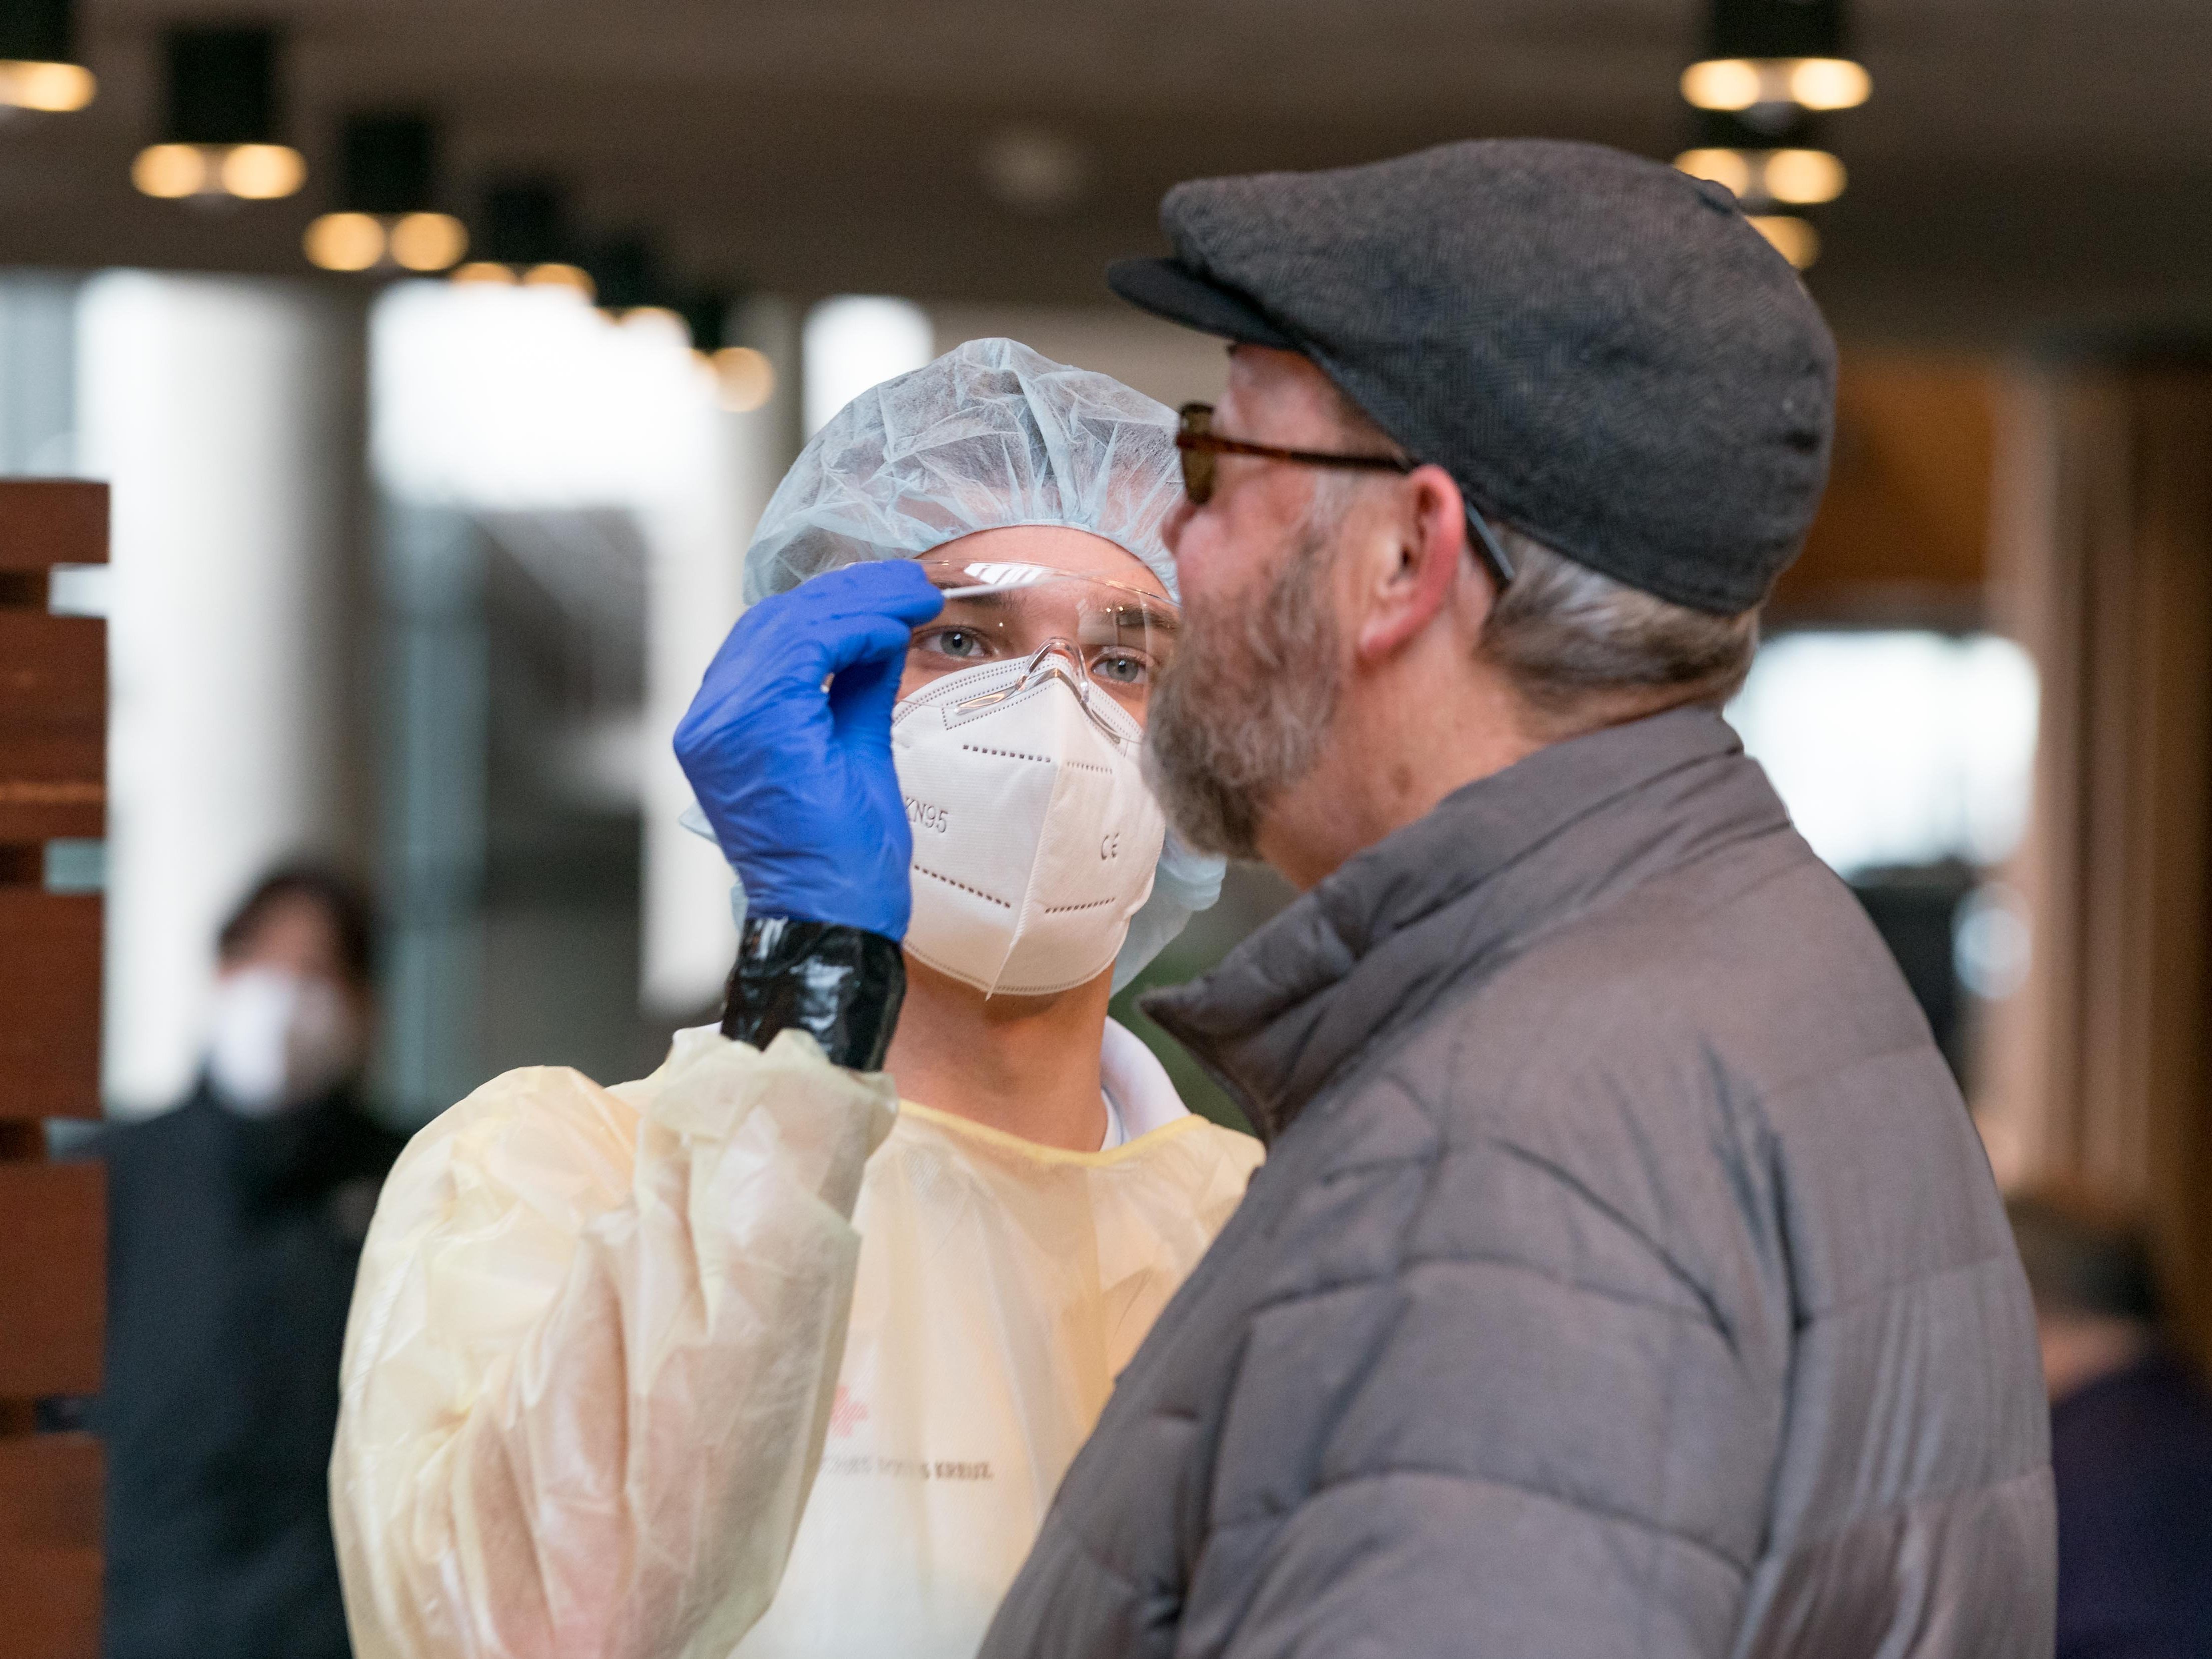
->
[675,561,944,939]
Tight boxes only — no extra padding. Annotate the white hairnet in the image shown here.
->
[726,334,1220,993]
[744,335,1185,604]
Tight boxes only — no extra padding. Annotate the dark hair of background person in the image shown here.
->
[217,862,378,990]
[2007,1187,2163,1326]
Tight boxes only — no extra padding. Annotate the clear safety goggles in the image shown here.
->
[906,551,1181,725]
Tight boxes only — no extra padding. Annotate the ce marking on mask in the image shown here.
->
[905,796,951,835]
[1101,831,1122,860]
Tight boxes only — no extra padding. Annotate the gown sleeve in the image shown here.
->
[329,1025,898,1659]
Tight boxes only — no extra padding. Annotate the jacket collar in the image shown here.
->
[1141,706,1786,1142]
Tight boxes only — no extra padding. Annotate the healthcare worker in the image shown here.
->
[329,338,1262,1659]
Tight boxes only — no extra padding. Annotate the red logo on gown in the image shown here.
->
[829,1385,869,1439]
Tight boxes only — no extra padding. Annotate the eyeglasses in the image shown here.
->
[1175,402,1515,589]
[1175,401,1407,504]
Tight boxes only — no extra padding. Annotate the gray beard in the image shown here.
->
[1144,522,1343,860]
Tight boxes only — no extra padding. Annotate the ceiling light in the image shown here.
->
[677,292,778,413]
[712,347,776,414]
[1748,214,1820,268]
[1763,148,1846,205]
[131,143,207,199]
[219,142,305,199]
[136,27,303,202]
[1673,147,1755,198]
[980,127,1092,215]
[306,114,469,274]
[1790,58,1872,110]
[1679,59,1765,111]
[388,212,467,272]
[0,0,94,112]
[1675,145,1845,208]
[302,211,384,272]
[1684,0,1868,114]
[523,263,594,300]
[0,60,92,111]
[1682,57,1867,112]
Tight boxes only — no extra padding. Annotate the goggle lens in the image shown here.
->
[906,556,1180,719]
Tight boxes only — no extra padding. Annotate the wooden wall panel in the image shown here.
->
[1770,353,1998,624]
[0,1163,105,1397]
[0,482,107,572]
[0,478,109,1659]
[0,891,101,1121]
[0,1435,103,1659]
[0,611,105,844]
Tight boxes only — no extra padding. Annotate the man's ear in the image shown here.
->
[1353,464,1483,663]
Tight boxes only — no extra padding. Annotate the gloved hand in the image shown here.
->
[676,561,944,939]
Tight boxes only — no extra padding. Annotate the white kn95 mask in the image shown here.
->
[892,651,1166,998]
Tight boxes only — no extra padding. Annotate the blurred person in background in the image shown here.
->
[88,863,398,1659]
[2010,1189,2212,1658]
[330,339,1261,1659]
[976,138,2054,1656]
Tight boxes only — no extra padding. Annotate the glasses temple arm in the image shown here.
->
[1465,505,1515,590]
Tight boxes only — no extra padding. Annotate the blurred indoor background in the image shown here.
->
[4,0,2211,1370]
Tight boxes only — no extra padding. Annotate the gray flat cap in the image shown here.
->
[1109,138,1837,615]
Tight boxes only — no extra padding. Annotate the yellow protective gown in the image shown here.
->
[330,1020,1261,1659]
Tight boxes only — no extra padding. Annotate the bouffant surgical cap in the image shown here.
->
[743,335,1185,604]
[721,335,1220,993]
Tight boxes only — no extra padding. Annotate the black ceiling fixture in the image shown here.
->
[133,24,304,202]
[454,179,593,295]
[0,0,95,112]
[586,235,666,317]
[1682,0,1869,126]
[305,113,469,274]
[678,290,732,355]
[1713,0,1847,61]
[1676,0,1866,269]
[170,27,275,147]
[343,113,437,216]
[480,180,566,265]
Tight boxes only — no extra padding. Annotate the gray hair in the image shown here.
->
[1477,527,1759,735]
[1318,383,1760,734]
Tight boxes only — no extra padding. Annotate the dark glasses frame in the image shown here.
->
[1176,402,1515,590]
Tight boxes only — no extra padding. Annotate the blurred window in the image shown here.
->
[1727,630,2038,879]
[372,281,709,509]
[802,296,931,436]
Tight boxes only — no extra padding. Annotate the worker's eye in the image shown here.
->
[1088,649,1151,686]
[912,626,995,660]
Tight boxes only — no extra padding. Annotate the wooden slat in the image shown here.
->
[0,1434,101,1549]
[0,612,105,842]
[0,481,108,572]
[0,482,107,1657]
[0,892,101,1120]
[0,1434,103,1659]
[0,1162,104,1396]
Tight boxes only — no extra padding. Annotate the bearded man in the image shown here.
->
[979,140,2056,1657]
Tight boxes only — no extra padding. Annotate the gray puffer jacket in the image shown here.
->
[981,707,2053,1658]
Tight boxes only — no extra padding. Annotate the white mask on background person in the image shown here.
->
[205,965,362,1117]
[892,652,1167,998]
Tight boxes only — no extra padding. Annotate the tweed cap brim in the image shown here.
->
[1106,257,1297,352]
